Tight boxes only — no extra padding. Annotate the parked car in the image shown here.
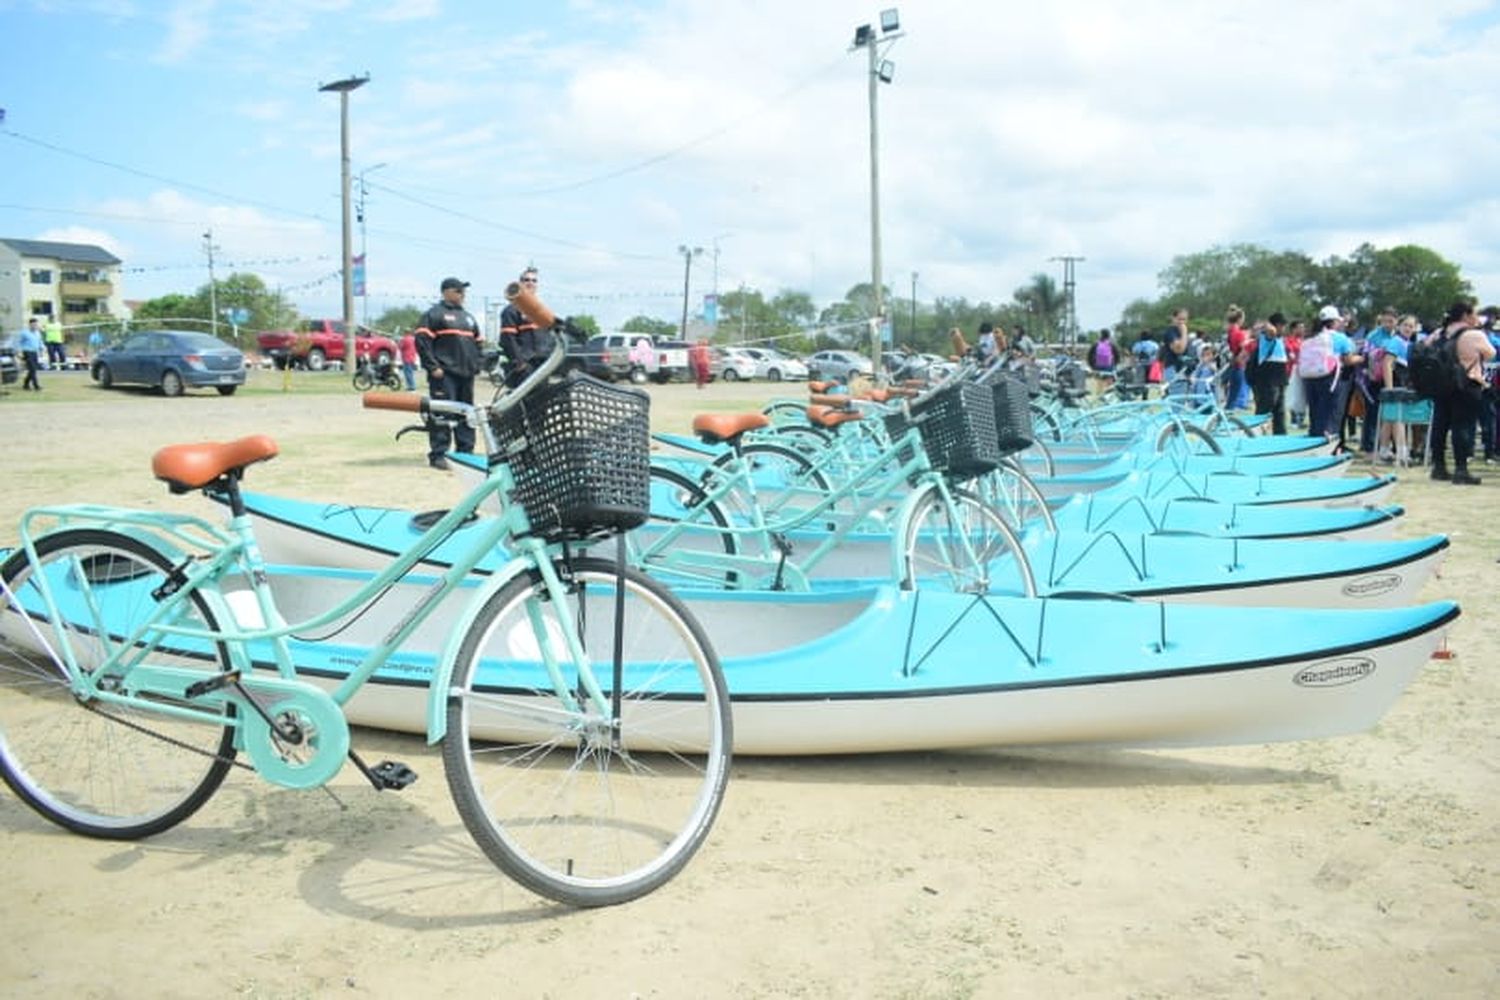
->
[713,347,760,382]
[737,346,808,382]
[566,333,691,384]
[91,330,246,396]
[883,350,957,382]
[0,344,16,388]
[256,319,397,371]
[806,349,873,382]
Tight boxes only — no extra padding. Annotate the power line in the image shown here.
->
[512,55,846,197]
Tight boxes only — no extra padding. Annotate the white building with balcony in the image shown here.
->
[0,238,125,333]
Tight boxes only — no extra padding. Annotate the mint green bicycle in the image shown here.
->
[0,319,731,908]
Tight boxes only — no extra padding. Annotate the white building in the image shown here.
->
[0,238,126,334]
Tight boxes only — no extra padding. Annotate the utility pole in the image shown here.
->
[1050,255,1085,346]
[319,73,370,365]
[850,10,904,374]
[678,244,703,338]
[202,229,219,339]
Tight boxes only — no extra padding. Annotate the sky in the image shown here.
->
[4,0,1500,337]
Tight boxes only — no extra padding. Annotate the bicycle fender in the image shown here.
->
[423,555,535,744]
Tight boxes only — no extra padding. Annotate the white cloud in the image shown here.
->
[152,0,215,64]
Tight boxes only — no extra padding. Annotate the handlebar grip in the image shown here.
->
[362,392,423,413]
[504,283,558,329]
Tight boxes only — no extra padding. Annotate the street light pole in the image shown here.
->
[202,228,219,339]
[678,244,704,338]
[319,73,369,365]
[357,161,387,327]
[851,10,903,376]
[910,270,917,345]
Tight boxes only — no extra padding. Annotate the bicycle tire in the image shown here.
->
[0,529,237,839]
[1029,404,1063,443]
[899,485,1036,596]
[763,422,833,456]
[638,465,739,588]
[761,400,810,427]
[980,459,1057,533]
[1155,421,1223,456]
[711,440,835,516]
[443,555,731,907]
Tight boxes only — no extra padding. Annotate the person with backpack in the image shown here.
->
[1246,313,1290,435]
[1087,329,1116,375]
[1421,300,1496,484]
[1298,307,1345,439]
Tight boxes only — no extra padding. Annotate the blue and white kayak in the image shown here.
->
[222,491,1444,609]
[1050,494,1404,542]
[1036,469,1398,508]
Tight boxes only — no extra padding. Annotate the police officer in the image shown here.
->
[498,267,545,387]
[414,277,483,470]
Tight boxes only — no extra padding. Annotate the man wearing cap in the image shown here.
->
[414,277,484,470]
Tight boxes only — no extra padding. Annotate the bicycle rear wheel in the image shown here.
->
[900,485,1036,596]
[0,530,237,839]
[443,555,731,907]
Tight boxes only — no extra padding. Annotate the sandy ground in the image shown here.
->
[0,373,1496,999]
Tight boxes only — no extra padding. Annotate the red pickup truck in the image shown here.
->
[256,319,399,371]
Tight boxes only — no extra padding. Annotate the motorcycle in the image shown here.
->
[352,356,403,391]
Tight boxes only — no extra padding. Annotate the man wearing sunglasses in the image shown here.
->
[414,276,484,470]
[499,267,547,388]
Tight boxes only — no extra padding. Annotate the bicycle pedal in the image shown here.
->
[369,760,418,790]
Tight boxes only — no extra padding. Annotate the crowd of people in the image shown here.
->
[1087,302,1500,485]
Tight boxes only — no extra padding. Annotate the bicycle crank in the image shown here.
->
[236,675,350,789]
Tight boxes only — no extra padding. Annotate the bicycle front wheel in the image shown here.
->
[443,555,731,907]
[0,529,237,839]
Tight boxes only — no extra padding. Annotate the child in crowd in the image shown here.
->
[1190,342,1222,404]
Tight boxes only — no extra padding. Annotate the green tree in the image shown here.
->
[1147,244,1318,331]
[1013,273,1065,343]
[372,305,423,336]
[567,314,600,338]
[621,315,678,337]
[712,288,816,353]
[132,293,206,331]
[1314,243,1470,327]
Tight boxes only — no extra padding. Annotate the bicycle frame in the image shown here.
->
[638,422,983,590]
[9,356,613,758]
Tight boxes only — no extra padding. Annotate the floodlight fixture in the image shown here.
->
[853,24,873,47]
[878,60,895,83]
[880,9,900,33]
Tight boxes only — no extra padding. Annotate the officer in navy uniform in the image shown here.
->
[499,267,545,387]
[414,277,483,470]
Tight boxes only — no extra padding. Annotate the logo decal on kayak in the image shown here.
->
[1294,657,1376,688]
[1341,573,1402,598]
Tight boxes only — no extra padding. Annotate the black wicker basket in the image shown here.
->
[490,374,651,542]
[1057,363,1089,394]
[883,379,1001,480]
[990,374,1035,456]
